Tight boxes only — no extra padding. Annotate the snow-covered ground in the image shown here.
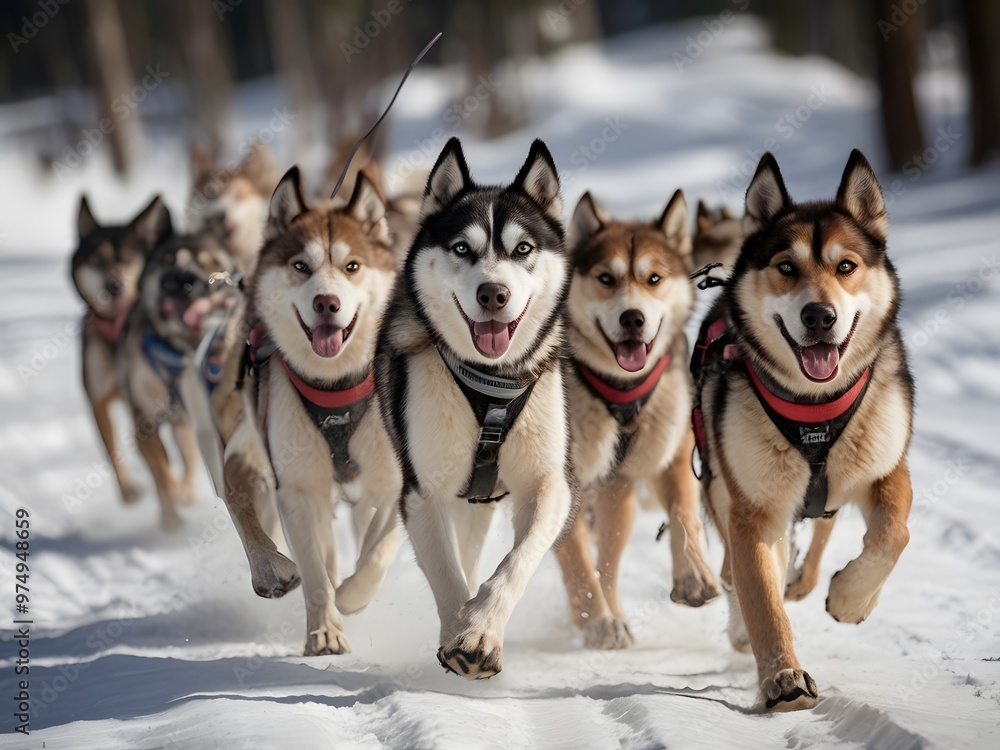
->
[2,16,999,749]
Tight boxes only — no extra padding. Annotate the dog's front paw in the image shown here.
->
[583,616,634,650]
[785,565,820,602]
[120,483,142,505]
[826,564,881,623]
[761,668,818,712]
[304,624,351,656]
[671,571,720,608]
[437,630,503,679]
[250,550,301,599]
[159,509,184,532]
[172,487,198,507]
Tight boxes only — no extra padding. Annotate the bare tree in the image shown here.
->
[83,0,141,175]
[962,0,1000,165]
[178,0,235,154]
[872,0,924,171]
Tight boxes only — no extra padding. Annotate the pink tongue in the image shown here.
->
[801,343,839,381]
[614,341,647,372]
[311,324,344,358]
[182,297,214,328]
[473,320,511,357]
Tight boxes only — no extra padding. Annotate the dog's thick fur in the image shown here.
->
[376,138,575,679]
[220,165,404,655]
[70,196,172,507]
[189,142,281,277]
[692,201,748,275]
[118,227,239,529]
[699,150,913,711]
[557,190,719,650]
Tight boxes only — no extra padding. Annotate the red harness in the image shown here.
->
[576,354,671,408]
[87,305,132,344]
[690,318,873,519]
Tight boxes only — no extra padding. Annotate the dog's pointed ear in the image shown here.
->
[191,145,215,182]
[513,139,562,224]
[836,149,888,244]
[694,199,710,230]
[347,170,390,245]
[130,195,173,252]
[423,137,471,217]
[78,195,98,239]
[659,189,692,259]
[267,166,307,238]
[745,152,790,226]
[567,192,607,251]
[242,140,279,193]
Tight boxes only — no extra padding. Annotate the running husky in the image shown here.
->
[557,191,719,650]
[189,141,280,276]
[118,226,241,529]
[376,138,575,679]
[225,166,404,655]
[692,201,747,275]
[692,150,913,711]
[71,196,172,507]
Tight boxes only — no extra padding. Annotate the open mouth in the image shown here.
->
[296,306,359,358]
[454,295,528,359]
[776,312,859,383]
[598,322,659,373]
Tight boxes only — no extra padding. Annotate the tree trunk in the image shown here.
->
[962,0,1000,165]
[179,0,235,154]
[83,0,141,175]
[872,0,924,171]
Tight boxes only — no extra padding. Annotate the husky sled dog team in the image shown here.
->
[68,138,913,710]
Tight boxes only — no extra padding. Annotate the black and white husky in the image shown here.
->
[376,138,575,679]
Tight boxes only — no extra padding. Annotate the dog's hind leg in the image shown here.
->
[826,460,911,624]
[405,491,475,645]
[336,501,402,615]
[171,417,200,506]
[439,477,573,679]
[133,419,184,531]
[455,501,497,594]
[556,487,632,650]
[277,480,350,656]
[655,432,719,607]
[786,515,836,601]
[89,389,140,505]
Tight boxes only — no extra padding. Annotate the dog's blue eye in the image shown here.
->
[776,261,794,276]
[345,261,360,274]
[648,274,661,286]
[292,261,310,274]
[451,242,470,255]
[597,273,614,286]
[837,260,857,275]
[515,242,534,255]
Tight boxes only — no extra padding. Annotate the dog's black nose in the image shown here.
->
[801,302,837,331]
[106,278,123,296]
[313,295,340,315]
[477,283,510,312]
[619,309,644,333]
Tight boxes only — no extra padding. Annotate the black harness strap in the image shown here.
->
[744,362,873,519]
[440,350,537,504]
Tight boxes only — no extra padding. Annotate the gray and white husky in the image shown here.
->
[376,138,576,679]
